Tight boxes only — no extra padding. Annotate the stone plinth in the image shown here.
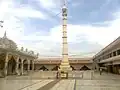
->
[57,62,72,79]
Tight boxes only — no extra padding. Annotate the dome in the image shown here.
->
[0,31,17,50]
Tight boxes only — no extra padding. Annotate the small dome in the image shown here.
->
[0,31,17,50]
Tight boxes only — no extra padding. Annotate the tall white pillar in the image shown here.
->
[59,0,72,72]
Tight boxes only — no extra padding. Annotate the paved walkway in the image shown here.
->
[0,71,120,90]
[0,74,54,90]
[76,79,120,90]
[51,71,120,90]
[0,79,41,90]
[93,71,120,80]
[20,80,53,90]
[37,80,60,90]
[50,80,75,90]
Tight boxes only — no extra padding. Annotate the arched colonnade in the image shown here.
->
[0,52,35,76]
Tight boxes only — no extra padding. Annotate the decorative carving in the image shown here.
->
[21,47,24,51]
[29,50,34,55]
[32,51,34,54]
[0,32,17,50]
[25,48,28,52]
[0,53,6,61]
[0,32,39,61]
[13,55,18,60]
[8,54,12,61]
[37,53,39,57]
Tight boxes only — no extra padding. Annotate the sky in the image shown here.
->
[0,0,120,57]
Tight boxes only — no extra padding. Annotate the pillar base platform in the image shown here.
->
[56,65,72,79]
[56,71,68,79]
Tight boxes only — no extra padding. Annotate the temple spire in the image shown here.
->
[63,0,67,5]
[3,31,7,38]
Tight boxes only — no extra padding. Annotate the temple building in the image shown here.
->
[0,32,38,77]
[34,57,93,71]
[93,36,120,74]
[0,32,93,78]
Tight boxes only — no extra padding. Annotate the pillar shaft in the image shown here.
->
[62,14,68,62]
[27,60,30,71]
[32,60,34,71]
[4,53,8,76]
[96,62,99,71]
[15,56,19,75]
[21,59,23,75]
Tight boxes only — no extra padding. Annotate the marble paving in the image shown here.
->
[21,80,53,90]
[0,71,120,90]
[50,71,120,90]
[50,80,75,90]
[76,79,120,90]
[0,79,41,90]
[0,75,53,90]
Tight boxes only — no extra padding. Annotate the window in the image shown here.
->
[113,51,116,56]
[117,49,120,55]
[103,56,105,59]
[109,53,112,57]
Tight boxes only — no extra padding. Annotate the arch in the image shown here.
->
[95,66,96,69]
[18,59,21,69]
[7,56,16,75]
[0,60,4,76]
[70,66,76,71]
[0,53,6,74]
[0,53,6,61]
[17,58,22,75]
[23,59,28,70]
[39,66,48,71]
[30,60,32,70]
[52,66,59,71]
[80,65,90,70]
[0,60,4,70]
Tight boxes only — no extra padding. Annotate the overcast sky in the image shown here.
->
[0,0,120,57]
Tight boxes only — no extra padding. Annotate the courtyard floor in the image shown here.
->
[0,70,120,90]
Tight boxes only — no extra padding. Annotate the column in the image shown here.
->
[21,59,23,75]
[116,65,119,74]
[15,56,19,75]
[92,60,95,70]
[95,60,99,71]
[32,60,34,71]
[4,53,9,76]
[27,60,30,72]
[111,51,113,57]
